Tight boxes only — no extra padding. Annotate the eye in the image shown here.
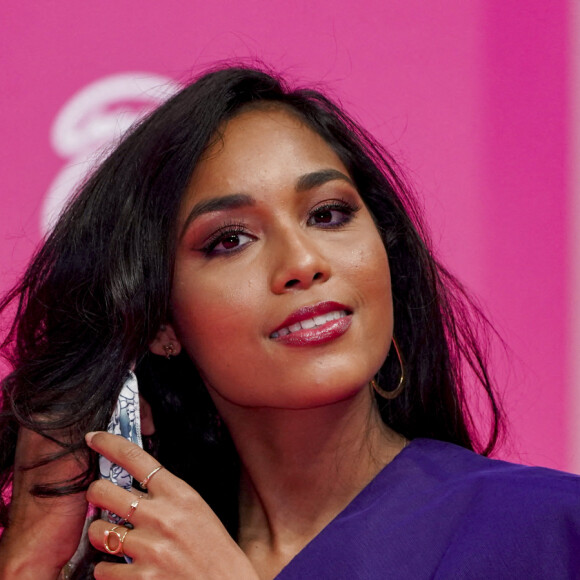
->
[201,227,255,256]
[311,208,335,224]
[307,200,360,228]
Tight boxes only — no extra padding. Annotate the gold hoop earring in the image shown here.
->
[371,338,405,400]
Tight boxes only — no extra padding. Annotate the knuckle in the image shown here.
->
[173,482,201,506]
[141,569,159,580]
[147,539,167,561]
[121,442,144,463]
[156,514,176,536]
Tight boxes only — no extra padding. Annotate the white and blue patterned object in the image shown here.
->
[99,370,142,562]
[65,371,142,572]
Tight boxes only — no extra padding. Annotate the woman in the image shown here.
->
[0,65,578,579]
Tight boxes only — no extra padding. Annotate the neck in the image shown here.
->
[211,386,406,563]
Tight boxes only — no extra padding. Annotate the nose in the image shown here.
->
[269,227,331,293]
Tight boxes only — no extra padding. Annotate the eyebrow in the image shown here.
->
[295,169,354,192]
[180,169,355,238]
[180,194,255,239]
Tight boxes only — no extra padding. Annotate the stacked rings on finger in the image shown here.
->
[139,465,163,489]
[104,525,130,556]
[123,494,143,524]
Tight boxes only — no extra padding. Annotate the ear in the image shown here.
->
[139,395,156,436]
[149,323,182,357]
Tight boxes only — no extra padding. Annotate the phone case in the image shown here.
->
[99,370,142,562]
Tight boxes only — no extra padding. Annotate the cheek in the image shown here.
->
[353,236,394,351]
[371,251,392,308]
[171,268,262,370]
[169,230,394,407]
[350,235,392,306]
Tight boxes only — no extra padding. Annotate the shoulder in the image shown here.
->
[277,438,580,579]
[400,438,580,578]
[392,438,580,527]
[404,437,580,501]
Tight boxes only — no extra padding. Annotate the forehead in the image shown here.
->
[187,106,348,195]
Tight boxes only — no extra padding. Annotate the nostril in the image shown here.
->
[313,272,323,281]
[285,279,300,288]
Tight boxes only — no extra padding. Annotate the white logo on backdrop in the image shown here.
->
[41,72,180,234]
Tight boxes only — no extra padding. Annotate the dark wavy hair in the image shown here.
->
[0,65,501,573]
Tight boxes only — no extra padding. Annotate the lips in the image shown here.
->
[269,301,353,346]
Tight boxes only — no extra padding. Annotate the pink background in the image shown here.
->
[1,1,576,472]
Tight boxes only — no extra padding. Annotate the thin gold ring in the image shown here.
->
[104,525,129,555]
[139,465,163,489]
[123,494,143,524]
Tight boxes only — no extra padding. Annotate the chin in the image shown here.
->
[262,376,371,411]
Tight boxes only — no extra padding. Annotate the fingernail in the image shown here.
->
[85,431,97,445]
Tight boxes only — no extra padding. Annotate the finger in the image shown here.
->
[85,431,168,492]
[93,561,125,580]
[88,520,142,558]
[87,480,147,525]
[89,519,135,558]
[123,492,145,524]
[93,560,147,580]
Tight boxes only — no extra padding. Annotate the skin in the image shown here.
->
[1,108,407,579]
[169,107,393,410]
[0,402,156,580]
[150,108,405,577]
[0,429,87,579]
[85,432,258,580]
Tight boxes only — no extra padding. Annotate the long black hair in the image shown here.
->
[0,64,502,566]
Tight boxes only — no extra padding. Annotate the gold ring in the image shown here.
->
[123,494,143,524]
[104,525,129,556]
[139,465,163,489]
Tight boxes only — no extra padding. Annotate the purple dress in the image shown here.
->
[276,438,580,579]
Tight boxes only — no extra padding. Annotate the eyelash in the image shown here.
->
[307,199,361,228]
[200,198,361,257]
[200,221,252,256]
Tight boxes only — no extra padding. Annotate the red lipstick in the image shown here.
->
[270,301,353,346]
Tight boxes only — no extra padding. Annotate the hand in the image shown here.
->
[85,431,258,580]
[0,427,87,580]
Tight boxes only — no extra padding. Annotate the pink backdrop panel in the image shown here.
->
[482,1,570,468]
[0,0,572,470]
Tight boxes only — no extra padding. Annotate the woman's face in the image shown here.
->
[170,107,393,409]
